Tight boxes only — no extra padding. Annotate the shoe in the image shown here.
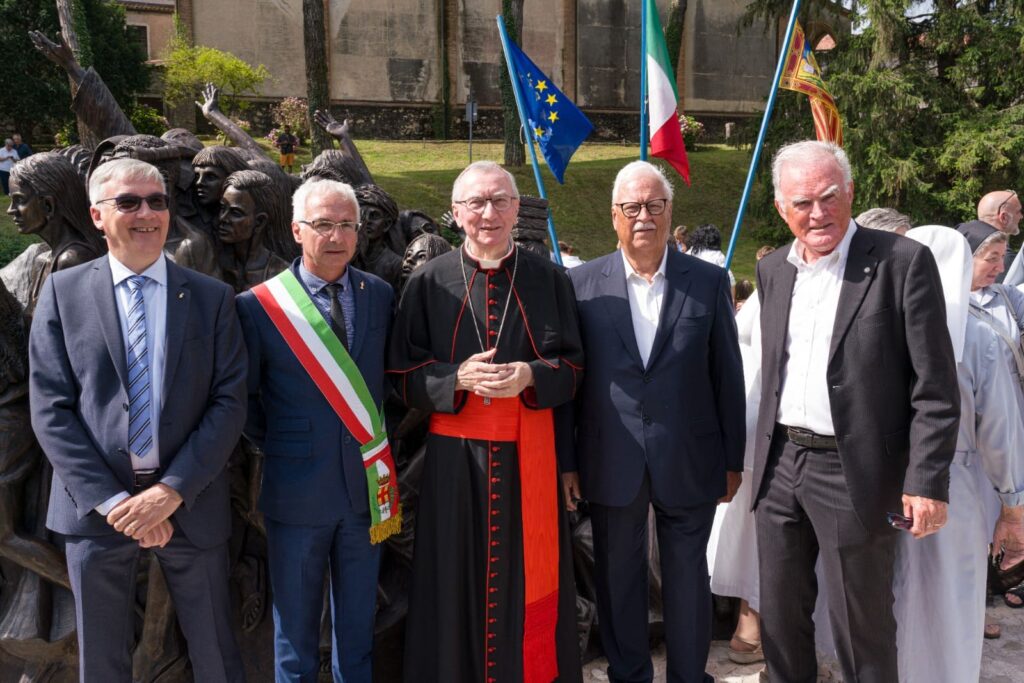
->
[1003,583,1024,609]
[984,621,1002,639]
[989,551,1024,593]
[728,635,765,664]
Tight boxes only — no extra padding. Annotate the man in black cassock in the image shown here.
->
[388,161,584,683]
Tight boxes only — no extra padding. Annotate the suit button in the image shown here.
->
[344,435,352,444]
[643,415,653,426]
[643,374,652,384]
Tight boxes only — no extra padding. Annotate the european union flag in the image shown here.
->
[506,41,593,184]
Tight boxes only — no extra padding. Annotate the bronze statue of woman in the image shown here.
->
[4,152,106,313]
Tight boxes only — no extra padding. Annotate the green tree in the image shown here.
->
[501,0,525,167]
[162,16,269,116]
[0,0,149,139]
[740,0,1024,244]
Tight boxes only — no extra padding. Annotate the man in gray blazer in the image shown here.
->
[29,158,247,682]
[568,161,745,683]
[753,141,960,682]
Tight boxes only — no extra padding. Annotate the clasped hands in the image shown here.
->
[106,484,183,549]
[456,349,534,398]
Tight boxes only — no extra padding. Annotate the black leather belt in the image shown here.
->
[777,424,838,451]
[132,469,161,493]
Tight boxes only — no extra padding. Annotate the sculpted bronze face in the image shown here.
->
[360,203,390,241]
[218,185,263,244]
[401,238,431,279]
[195,165,228,208]
[6,177,51,235]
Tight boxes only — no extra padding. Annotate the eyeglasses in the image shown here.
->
[96,193,170,213]
[453,196,518,213]
[615,198,668,218]
[996,190,1019,215]
[299,219,360,235]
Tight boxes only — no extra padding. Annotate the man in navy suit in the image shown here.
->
[29,158,247,682]
[237,178,393,683]
[567,161,745,683]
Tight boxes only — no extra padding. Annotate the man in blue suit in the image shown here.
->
[567,161,745,683]
[237,178,394,683]
[29,158,247,682]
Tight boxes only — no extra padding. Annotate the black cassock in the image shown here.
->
[388,246,584,683]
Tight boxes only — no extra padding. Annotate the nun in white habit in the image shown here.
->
[893,225,1024,682]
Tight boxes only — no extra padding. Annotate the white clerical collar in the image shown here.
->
[464,241,514,270]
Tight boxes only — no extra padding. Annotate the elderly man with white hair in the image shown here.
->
[388,160,584,683]
[237,178,396,682]
[752,140,959,683]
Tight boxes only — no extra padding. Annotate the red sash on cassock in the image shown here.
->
[429,393,560,683]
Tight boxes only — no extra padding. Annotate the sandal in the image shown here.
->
[984,622,1002,639]
[990,550,1024,593]
[728,635,765,664]
[1004,583,1024,609]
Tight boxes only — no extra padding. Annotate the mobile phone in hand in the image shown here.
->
[887,512,914,531]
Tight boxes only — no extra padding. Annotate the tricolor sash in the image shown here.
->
[252,269,401,543]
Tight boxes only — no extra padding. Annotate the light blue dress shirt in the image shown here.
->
[298,263,356,344]
[95,253,168,515]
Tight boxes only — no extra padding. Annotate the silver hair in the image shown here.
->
[772,140,853,203]
[450,161,519,203]
[88,158,166,204]
[856,207,912,233]
[611,160,674,203]
[4,139,13,146]
[975,230,1008,255]
[292,178,359,223]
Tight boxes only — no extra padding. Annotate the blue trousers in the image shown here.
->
[265,511,381,683]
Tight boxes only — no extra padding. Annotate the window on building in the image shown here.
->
[127,24,149,60]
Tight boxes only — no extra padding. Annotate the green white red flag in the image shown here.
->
[644,0,691,185]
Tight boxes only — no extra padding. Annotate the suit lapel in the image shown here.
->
[646,251,691,371]
[763,255,797,388]
[828,230,878,364]
[350,267,369,359]
[599,255,645,370]
[162,261,191,403]
[93,259,131,390]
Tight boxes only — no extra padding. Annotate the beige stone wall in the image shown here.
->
[124,10,175,62]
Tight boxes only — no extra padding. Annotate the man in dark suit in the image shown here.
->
[567,160,745,683]
[753,141,960,682]
[237,178,393,683]
[29,158,247,682]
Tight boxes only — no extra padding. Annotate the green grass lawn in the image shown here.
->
[1,141,776,282]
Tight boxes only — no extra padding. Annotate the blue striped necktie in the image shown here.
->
[125,275,153,458]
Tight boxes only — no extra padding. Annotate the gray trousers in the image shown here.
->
[63,526,245,683]
[756,436,898,683]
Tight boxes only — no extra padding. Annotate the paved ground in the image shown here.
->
[582,602,1024,682]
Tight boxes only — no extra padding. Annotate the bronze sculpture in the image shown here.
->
[352,184,403,290]
[192,145,249,235]
[1,153,106,313]
[216,170,290,293]
[399,233,451,293]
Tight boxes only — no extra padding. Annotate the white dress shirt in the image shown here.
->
[96,253,168,515]
[776,221,858,435]
[623,247,668,367]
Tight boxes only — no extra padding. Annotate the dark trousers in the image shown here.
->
[63,528,244,683]
[756,435,898,683]
[265,511,380,683]
[591,472,716,683]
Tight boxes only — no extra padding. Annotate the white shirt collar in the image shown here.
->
[786,220,858,270]
[622,246,668,283]
[109,252,167,287]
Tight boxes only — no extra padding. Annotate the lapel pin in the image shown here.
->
[360,281,365,290]
[177,291,185,299]
[863,267,871,274]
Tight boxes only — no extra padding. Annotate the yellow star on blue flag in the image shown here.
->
[506,40,593,184]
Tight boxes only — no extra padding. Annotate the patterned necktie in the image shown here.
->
[324,283,349,350]
[125,275,153,458]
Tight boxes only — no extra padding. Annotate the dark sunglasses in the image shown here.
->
[96,193,170,213]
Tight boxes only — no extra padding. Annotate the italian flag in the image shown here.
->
[644,0,691,185]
